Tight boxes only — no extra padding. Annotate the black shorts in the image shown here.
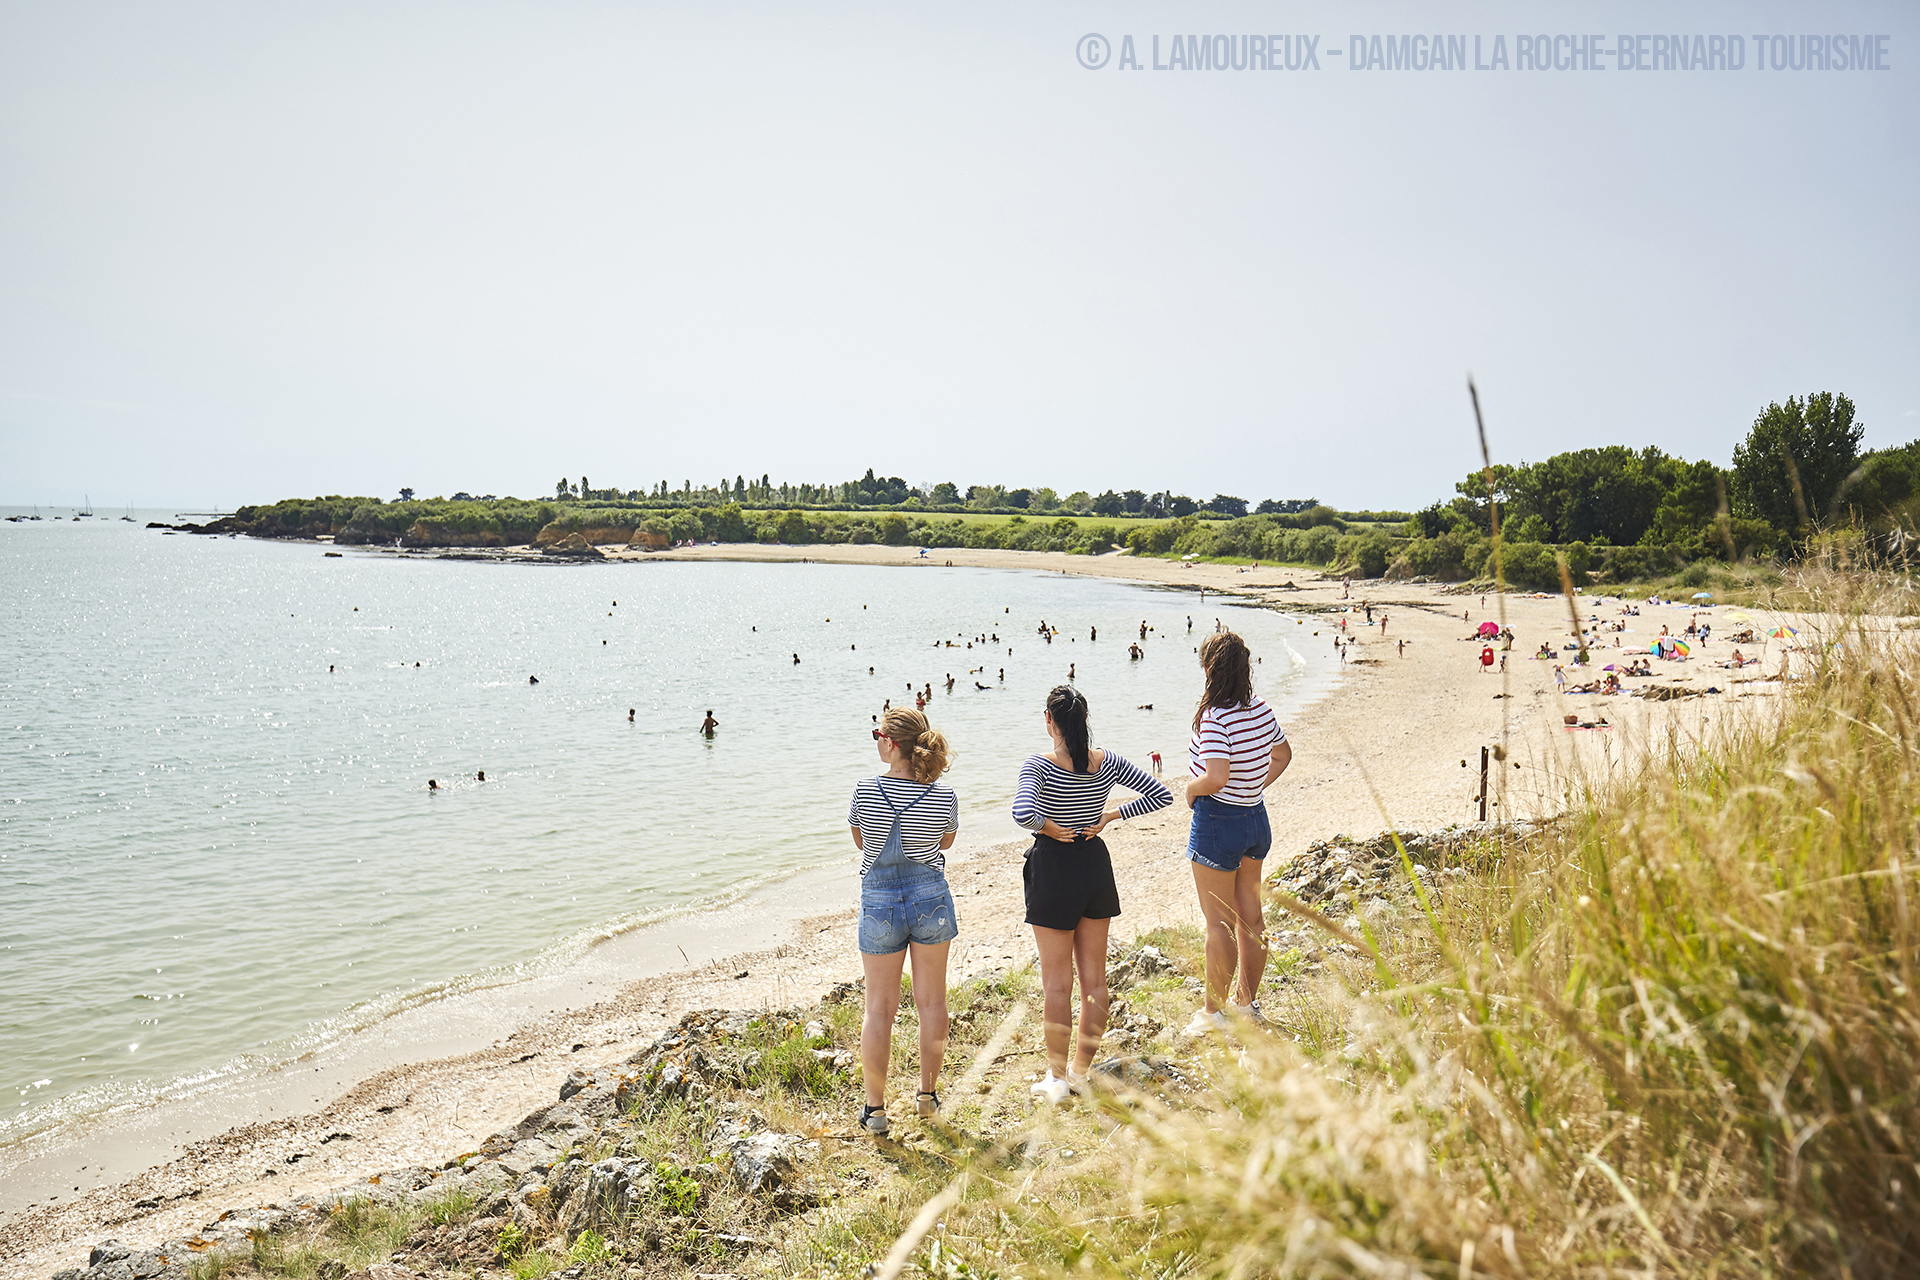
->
[1023,834,1121,931]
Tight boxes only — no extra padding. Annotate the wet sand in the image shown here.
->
[0,548,1776,1276]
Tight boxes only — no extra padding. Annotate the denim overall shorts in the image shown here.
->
[858,783,959,955]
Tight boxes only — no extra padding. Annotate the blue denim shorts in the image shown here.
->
[857,876,959,955]
[1187,795,1272,872]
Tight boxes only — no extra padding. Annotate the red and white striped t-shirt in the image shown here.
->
[1188,697,1284,806]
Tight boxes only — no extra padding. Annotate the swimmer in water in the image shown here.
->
[628,708,636,721]
[793,653,800,664]
[329,664,335,673]
[428,779,439,790]
[476,770,486,782]
[700,710,719,736]
[529,675,539,684]
[975,681,989,690]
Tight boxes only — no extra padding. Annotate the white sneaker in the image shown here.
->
[1029,1072,1072,1105]
[1183,1009,1228,1036]
[1225,1000,1265,1022]
[1066,1070,1090,1094]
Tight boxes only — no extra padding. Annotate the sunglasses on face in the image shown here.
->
[872,729,884,740]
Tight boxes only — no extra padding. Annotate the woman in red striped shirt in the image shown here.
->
[1183,632,1292,1035]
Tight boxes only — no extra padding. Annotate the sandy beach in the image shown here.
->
[0,546,1775,1277]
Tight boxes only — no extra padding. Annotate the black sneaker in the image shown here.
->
[859,1104,889,1136]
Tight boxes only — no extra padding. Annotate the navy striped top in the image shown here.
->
[848,776,959,876]
[1011,752,1172,834]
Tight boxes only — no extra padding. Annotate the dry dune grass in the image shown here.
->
[878,579,1920,1278]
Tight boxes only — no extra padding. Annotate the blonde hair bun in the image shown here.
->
[880,708,951,783]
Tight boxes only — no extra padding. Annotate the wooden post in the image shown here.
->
[1478,745,1490,822]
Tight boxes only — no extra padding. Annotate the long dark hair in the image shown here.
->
[1194,632,1254,729]
[1046,684,1092,773]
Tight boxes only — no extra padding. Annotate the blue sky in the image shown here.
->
[1,1,1914,510]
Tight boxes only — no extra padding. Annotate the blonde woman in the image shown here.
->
[1184,632,1291,1034]
[848,708,959,1135]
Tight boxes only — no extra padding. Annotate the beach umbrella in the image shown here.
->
[1692,591,1714,599]
[1768,624,1798,639]
[1673,639,1691,656]
[1724,611,1752,623]
[1477,621,1500,638]
[1602,663,1618,671]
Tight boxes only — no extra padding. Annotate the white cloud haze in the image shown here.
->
[1,0,1914,510]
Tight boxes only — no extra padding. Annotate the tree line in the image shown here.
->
[531,469,1327,521]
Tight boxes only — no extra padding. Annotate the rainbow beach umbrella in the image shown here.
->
[1768,624,1798,639]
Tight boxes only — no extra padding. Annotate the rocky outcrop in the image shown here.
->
[398,522,505,549]
[539,533,604,559]
[532,524,635,549]
[49,1007,838,1280]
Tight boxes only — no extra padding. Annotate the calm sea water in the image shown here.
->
[0,515,1333,1143]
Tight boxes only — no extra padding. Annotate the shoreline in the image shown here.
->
[0,543,1774,1275]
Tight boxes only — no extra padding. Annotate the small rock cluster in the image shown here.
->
[1269,825,1532,912]
[1106,944,1177,992]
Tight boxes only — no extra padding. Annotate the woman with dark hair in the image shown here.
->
[1012,686,1173,1102]
[849,707,960,1136]
[1184,631,1291,1034]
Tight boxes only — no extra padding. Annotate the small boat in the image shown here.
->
[79,495,94,518]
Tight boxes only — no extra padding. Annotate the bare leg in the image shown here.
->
[1232,859,1269,1006]
[907,940,951,1094]
[860,949,907,1108]
[1190,862,1240,1013]
[1031,925,1079,1077]
[1070,917,1111,1074]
